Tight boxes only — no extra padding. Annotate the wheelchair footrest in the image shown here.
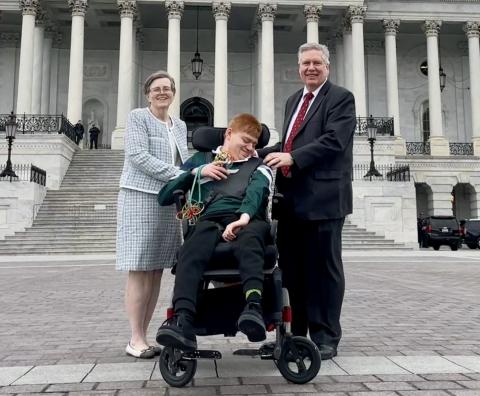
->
[183,349,222,360]
[232,348,260,357]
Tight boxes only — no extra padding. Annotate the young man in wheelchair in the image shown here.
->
[156,113,273,351]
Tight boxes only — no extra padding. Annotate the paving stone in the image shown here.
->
[330,375,379,383]
[241,376,287,385]
[398,391,451,396]
[96,380,145,390]
[194,377,241,386]
[444,356,480,372]
[220,384,267,394]
[455,380,480,389]
[67,391,117,395]
[364,381,416,391]
[333,357,409,375]
[348,392,398,396]
[316,382,368,392]
[375,374,424,382]
[117,389,167,396]
[84,362,154,382]
[449,391,480,396]
[269,383,316,393]
[169,386,217,395]
[45,382,95,392]
[319,359,348,376]
[15,393,65,396]
[12,364,93,385]
[388,356,471,374]
[419,373,471,381]
[0,366,32,386]
[0,384,47,394]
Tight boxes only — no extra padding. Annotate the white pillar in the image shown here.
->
[41,29,53,114]
[31,9,45,114]
[464,21,480,155]
[66,0,88,123]
[348,6,367,118]
[304,4,321,44]
[112,0,136,150]
[423,20,448,155]
[16,0,37,115]
[343,18,353,91]
[212,2,231,127]
[131,26,140,110]
[334,32,345,87]
[255,28,262,119]
[49,32,62,115]
[165,0,183,118]
[258,3,277,143]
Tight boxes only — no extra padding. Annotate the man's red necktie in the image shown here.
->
[281,92,314,177]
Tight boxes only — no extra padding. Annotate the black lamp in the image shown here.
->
[191,6,203,80]
[364,115,382,179]
[439,66,446,92]
[0,111,18,180]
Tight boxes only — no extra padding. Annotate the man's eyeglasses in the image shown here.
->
[150,86,173,94]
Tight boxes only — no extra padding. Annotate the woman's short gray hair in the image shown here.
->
[297,43,330,65]
[144,70,176,95]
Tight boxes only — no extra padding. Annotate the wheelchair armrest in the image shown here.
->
[271,193,284,220]
[173,189,186,212]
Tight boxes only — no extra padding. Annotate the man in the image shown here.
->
[261,43,356,360]
[155,113,273,351]
[89,123,101,149]
[73,120,84,145]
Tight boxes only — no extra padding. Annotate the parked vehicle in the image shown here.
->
[420,216,462,251]
[460,219,480,249]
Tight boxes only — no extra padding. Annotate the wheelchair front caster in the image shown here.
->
[275,336,321,384]
[159,346,197,387]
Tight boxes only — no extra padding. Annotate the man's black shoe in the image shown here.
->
[237,302,266,342]
[156,312,197,351]
[317,344,337,360]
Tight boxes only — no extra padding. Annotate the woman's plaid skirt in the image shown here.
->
[116,188,181,271]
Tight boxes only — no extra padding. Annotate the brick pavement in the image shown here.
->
[0,250,479,394]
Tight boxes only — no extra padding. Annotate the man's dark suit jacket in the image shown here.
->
[259,80,356,221]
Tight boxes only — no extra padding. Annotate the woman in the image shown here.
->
[116,70,189,358]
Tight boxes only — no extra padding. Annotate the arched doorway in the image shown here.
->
[452,183,476,220]
[415,182,433,217]
[82,98,107,148]
[180,97,214,148]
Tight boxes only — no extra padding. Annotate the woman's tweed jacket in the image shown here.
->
[116,108,189,271]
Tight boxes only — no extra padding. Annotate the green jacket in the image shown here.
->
[158,151,273,220]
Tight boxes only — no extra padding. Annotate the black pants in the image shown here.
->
[173,214,270,314]
[90,136,98,149]
[277,212,345,348]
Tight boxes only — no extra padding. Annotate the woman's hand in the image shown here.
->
[222,214,250,241]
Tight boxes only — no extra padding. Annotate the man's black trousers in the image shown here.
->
[277,213,345,348]
[173,215,270,314]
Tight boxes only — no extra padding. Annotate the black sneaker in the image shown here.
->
[237,302,266,342]
[156,312,197,351]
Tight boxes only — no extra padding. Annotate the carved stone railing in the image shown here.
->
[355,117,394,137]
[352,163,411,181]
[406,142,431,155]
[0,163,46,186]
[0,114,77,144]
[449,143,473,156]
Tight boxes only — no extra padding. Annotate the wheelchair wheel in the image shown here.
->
[276,337,320,384]
[159,346,197,387]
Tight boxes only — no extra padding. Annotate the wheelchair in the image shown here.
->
[158,124,321,387]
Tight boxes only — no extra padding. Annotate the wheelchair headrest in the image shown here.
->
[191,124,270,152]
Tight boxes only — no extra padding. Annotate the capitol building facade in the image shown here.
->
[0,0,480,246]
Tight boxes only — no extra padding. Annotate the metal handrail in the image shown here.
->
[0,113,77,144]
[0,163,47,186]
[355,117,394,137]
[352,163,411,181]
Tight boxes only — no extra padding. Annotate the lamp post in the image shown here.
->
[191,6,203,79]
[364,115,382,179]
[0,111,18,180]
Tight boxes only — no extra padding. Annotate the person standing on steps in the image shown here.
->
[89,124,101,149]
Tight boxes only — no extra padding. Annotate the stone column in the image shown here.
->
[255,27,262,119]
[213,2,231,127]
[165,0,183,118]
[343,17,353,91]
[383,19,405,155]
[464,21,480,155]
[31,8,45,114]
[112,0,136,151]
[0,33,20,111]
[16,0,38,115]
[348,6,367,117]
[40,25,54,114]
[66,0,88,123]
[334,32,345,87]
[49,32,62,116]
[423,20,448,156]
[304,4,321,44]
[258,3,277,143]
[131,25,141,110]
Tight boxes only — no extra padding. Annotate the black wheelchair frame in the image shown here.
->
[157,125,321,387]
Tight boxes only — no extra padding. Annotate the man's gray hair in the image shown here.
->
[297,43,330,65]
